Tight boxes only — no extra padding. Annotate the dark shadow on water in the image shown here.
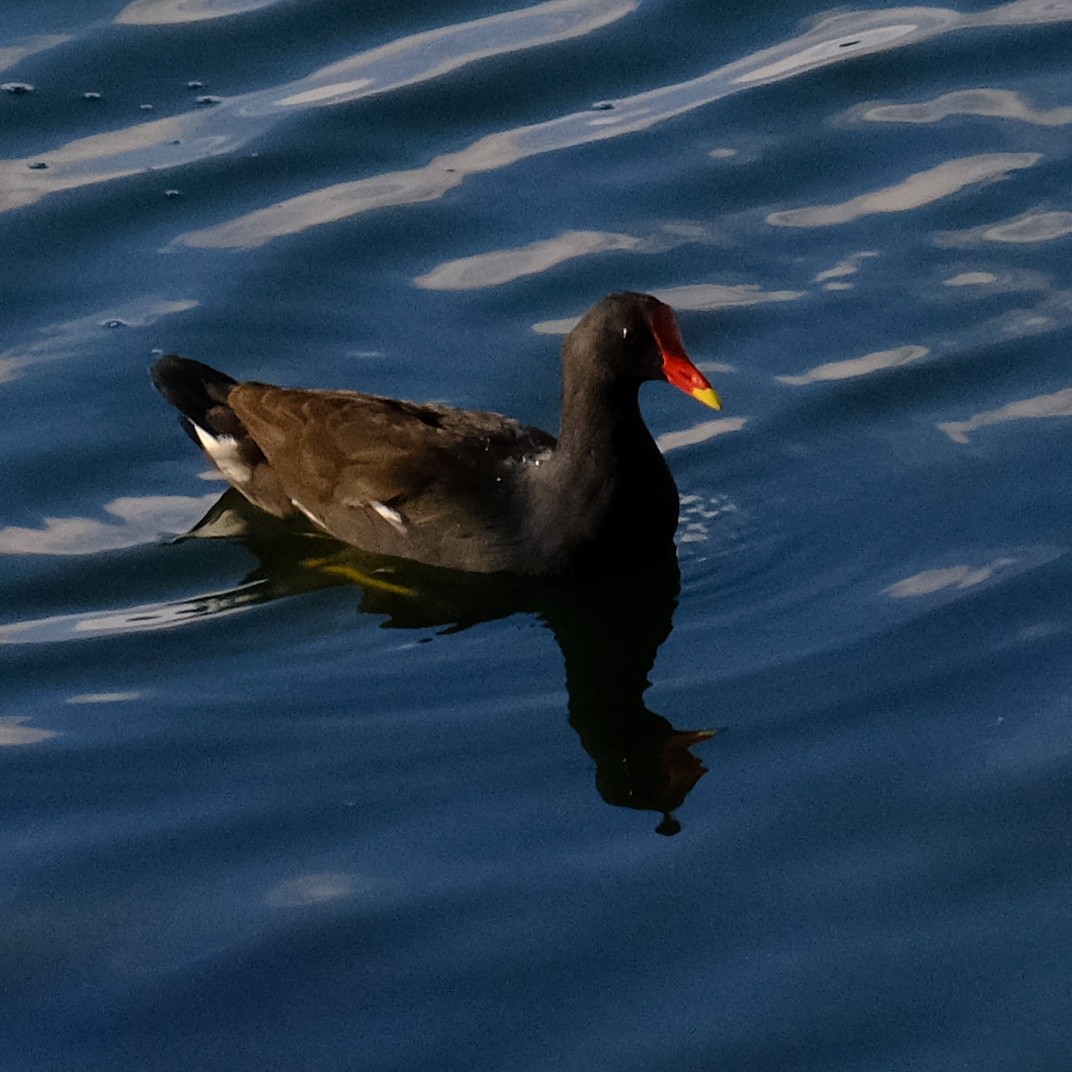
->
[190,490,720,834]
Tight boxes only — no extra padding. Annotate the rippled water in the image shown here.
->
[4,2,1072,1069]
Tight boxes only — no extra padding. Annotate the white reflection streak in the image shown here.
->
[1,0,636,213]
[116,0,276,24]
[415,230,640,290]
[0,583,267,645]
[655,283,806,309]
[0,494,218,555]
[767,153,1040,228]
[975,0,1072,27]
[885,557,1017,597]
[989,290,1072,341]
[657,418,748,452]
[731,20,926,84]
[935,209,1072,246]
[860,88,1072,126]
[261,0,636,114]
[0,114,218,213]
[0,35,70,73]
[779,345,929,385]
[938,387,1072,444]
[180,7,977,248]
[175,1,1072,249]
[813,250,878,284]
[7,2,1064,233]
[982,211,1072,242]
[415,225,724,289]
[944,271,1000,286]
[942,268,1053,293]
[67,691,142,703]
[0,297,198,383]
[531,283,804,334]
[0,717,58,745]
[265,873,362,907]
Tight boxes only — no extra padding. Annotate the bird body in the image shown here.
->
[152,292,721,575]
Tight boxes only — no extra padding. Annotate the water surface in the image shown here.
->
[3,2,1072,1069]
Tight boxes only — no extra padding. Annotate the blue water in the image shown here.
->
[4,2,1072,1069]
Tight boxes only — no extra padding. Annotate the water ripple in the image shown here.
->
[0,495,218,556]
[170,1,1072,249]
[0,297,197,384]
[115,0,279,24]
[853,88,1072,127]
[767,154,1041,228]
[0,581,268,645]
[0,0,637,213]
[938,387,1072,444]
[0,35,69,74]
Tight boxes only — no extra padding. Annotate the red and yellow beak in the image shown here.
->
[650,303,722,411]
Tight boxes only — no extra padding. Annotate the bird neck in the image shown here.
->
[556,369,651,466]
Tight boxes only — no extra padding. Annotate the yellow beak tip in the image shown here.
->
[692,386,723,411]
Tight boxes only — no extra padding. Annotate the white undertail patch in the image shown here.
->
[192,424,252,484]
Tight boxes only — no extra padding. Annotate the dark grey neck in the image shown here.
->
[555,368,655,471]
[544,371,675,527]
[518,371,679,572]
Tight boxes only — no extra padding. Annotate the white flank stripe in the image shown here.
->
[371,501,406,532]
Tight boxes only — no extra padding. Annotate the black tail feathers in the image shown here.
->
[150,355,245,438]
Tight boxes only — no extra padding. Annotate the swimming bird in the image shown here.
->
[151,291,721,575]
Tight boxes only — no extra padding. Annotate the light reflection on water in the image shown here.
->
[415,230,645,291]
[0,715,58,745]
[3,1,1042,245]
[5,0,1070,231]
[852,87,1072,127]
[0,494,722,842]
[0,494,217,555]
[813,250,878,287]
[115,0,279,25]
[778,345,929,385]
[171,2,1070,250]
[0,0,637,212]
[766,153,1042,228]
[935,208,1072,246]
[938,386,1072,443]
[0,35,69,74]
[3,0,1072,1068]
[0,585,267,643]
[0,297,196,384]
[532,283,806,333]
[884,557,1020,597]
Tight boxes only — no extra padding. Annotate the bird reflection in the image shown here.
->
[189,490,718,833]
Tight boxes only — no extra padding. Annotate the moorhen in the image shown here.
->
[151,292,721,575]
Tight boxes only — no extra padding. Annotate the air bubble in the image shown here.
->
[195,95,221,105]
[2,82,34,94]
[27,161,48,170]
[82,91,103,101]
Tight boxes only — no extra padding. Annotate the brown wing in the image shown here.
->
[228,383,555,568]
